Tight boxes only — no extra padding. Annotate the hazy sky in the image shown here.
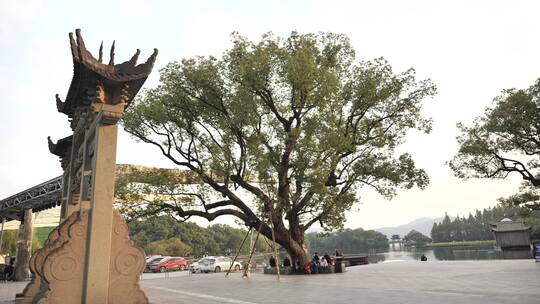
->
[1,0,538,230]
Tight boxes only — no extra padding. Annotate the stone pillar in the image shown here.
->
[0,217,5,256]
[82,111,119,303]
[14,209,33,281]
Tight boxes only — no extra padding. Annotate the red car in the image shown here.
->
[148,257,188,272]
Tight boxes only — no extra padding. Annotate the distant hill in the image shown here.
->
[375,217,449,239]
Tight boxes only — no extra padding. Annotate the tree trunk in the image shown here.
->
[14,209,33,281]
[271,227,308,273]
[287,243,308,272]
[249,209,309,273]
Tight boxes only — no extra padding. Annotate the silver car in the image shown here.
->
[189,258,206,273]
[198,256,242,273]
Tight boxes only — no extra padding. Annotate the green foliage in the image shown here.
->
[128,216,271,257]
[431,203,540,242]
[145,238,191,256]
[449,78,540,210]
[524,216,540,240]
[31,234,39,253]
[0,229,42,256]
[35,227,55,247]
[0,230,18,256]
[306,228,388,254]
[403,229,431,246]
[121,31,435,260]
[498,183,540,211]
[428,240,496,247]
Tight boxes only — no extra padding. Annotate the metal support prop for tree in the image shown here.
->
[243,222,262,278]
[225,226,252,277]
[270,220,280,279]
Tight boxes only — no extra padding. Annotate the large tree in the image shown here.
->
[121,32,436,267]
[449,78,540,210]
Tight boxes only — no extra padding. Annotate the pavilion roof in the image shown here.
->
[489,220,531,232]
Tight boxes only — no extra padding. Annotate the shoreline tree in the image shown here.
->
[126,215,271,257]
[430,204,538,243]
[121,32,436,268]
[403,229,431,247]
[307,228,389,254]
[449,78,540,210]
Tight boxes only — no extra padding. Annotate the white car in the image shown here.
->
[189,257,215,273]
[189,258,205,273]
[196,256,242,273]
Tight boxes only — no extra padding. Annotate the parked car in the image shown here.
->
[189,257,214,273]
[189,258,205,273]
[198,256,242,273]
[148,257,188,273]
[145,256,167,273]
[146,255,163,263]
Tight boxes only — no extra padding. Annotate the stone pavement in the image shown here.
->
[1,260,539,303]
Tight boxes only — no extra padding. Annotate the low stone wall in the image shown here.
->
[263,267,294,275]
[263,264,345,275]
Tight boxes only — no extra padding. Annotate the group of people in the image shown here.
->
[305,252,333,274]
[268,255,293,268]
[268,251,338,274]
[1,257,15,281]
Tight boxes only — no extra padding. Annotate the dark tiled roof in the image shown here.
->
[490,221,531,232]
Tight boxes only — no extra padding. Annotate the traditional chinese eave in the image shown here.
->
[47,135,73,157]
[56,29,158,117]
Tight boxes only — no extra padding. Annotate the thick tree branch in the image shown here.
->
[492,153,540,186]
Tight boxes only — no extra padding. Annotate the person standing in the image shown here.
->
[283,256,291,267]
[269,256,276,268]
[311,259,319,274]
[313,252,320,264]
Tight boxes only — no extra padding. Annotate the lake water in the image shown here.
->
[368,245,533,264]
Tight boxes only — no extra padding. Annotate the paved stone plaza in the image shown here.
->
[1,260,538,303]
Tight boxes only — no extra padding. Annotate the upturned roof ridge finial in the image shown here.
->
[55,94,64,112]
[98,41,103,63]
[128,49,141,66]
[47,136,56,154]
[109,40,115,66]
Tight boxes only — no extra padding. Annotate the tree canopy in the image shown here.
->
[403,229,431,246]
[431,203,540,242]
[0,229,42,257]
[128,216,271,257]
[306,228,388,254]
[449,78,540,210]
[121,31,436,265]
